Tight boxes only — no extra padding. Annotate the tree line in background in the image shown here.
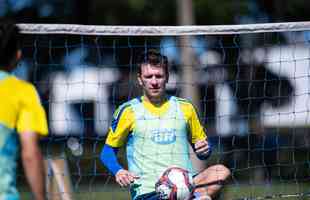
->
[3,0,310,25]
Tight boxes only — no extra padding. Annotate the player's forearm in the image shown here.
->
[100,144,123,175]
[192,139,212,160]
[22,146,46,200]
[196,148,212,160]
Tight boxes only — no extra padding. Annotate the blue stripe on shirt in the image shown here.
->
[111,104,131,132]
[100,144,123,175]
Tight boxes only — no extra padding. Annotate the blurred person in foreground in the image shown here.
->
[0,21,48,200]
[100,49,230,200]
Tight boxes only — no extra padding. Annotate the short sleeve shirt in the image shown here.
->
[0,71,48,199]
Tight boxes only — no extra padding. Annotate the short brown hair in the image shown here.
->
[136,49,168,74]
[0,20,20,67]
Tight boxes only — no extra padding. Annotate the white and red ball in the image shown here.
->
[155,167,194,200]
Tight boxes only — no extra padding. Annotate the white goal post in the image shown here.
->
[18,21,310,36]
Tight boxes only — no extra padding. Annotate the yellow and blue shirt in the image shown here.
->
[0,70,48,200]
[105,96,206,199]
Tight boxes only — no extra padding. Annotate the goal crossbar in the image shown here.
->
[17,21,310,36]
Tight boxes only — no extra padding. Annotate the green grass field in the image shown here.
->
[20,181,310,200]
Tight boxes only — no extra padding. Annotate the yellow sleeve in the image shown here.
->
[179,100,206,143]
[16,83,48,136]
[105,103,134,147]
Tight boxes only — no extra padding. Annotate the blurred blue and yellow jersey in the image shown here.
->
[0,70,48,200]
[106,96,206,199]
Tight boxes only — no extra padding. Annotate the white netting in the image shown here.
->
[16,22,310,200]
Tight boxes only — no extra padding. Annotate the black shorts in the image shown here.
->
[135,191,160,200]
[135,174,199,200]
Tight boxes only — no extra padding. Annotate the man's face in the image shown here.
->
[138,64,168,102]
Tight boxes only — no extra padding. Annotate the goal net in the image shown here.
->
[17,22,310,200]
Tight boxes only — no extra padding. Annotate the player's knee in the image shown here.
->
[206,164,230,181]
[216,164,231,180]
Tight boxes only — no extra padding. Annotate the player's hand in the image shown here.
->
[194,138,210,157]
[115,169,140,187]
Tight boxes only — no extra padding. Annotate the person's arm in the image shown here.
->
[180,99,212,160]
[100,144,139,186]
[189,109,212,160]
[100,144,122,175]
[20,132,46,200]
[192,139,212,160]
[101,104,139,187]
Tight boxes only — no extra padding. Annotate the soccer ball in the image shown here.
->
[155,167,194,200]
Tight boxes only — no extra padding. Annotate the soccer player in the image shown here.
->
[0,21,48,200]
[101,49,230,200]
